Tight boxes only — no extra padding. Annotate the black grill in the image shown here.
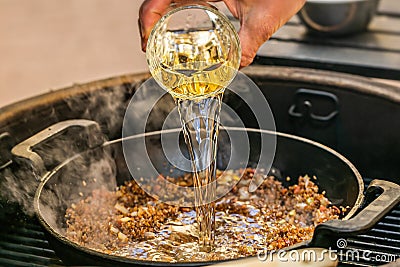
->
[0,213,62,267]
[0,178,398,266]
[338,178,400,266]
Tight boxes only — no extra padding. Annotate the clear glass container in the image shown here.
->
[145,1,241,252]
[146,1,241,100]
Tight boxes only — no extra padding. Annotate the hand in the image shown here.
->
[139,0,305,68]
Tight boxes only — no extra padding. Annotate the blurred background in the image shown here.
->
[0,0,147,107]
[1,0,399,108]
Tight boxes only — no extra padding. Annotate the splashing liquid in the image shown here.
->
[146,5,240,252]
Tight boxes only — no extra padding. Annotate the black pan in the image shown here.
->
[11,119,400,266]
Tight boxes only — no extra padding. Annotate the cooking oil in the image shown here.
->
[146,4,240,252]
[147,29,239,99]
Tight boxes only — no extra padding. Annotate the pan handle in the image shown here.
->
[11,119,104,178]
[310,179,400,248]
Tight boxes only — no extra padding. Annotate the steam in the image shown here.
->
[39,155,117,233]
[1,167,39,216]
[64,82,138,139]
[1,132,117,224]
[0,78,143,219]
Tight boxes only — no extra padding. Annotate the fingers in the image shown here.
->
[223,0,277,67]
[229,0,306,68]
[139,0,173,51]
[139,0,305,69]
[238,13,277,68]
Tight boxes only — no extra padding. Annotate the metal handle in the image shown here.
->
[11,119,104,178]
[288,88,339,122]
[311,179,400,247]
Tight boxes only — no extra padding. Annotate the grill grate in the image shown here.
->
[338,178,400,267]
[0,215,63,267]
[0,179,399,267]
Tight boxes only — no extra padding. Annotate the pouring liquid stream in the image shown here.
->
[149,28,235,252]
[147,3,241,251]
[176,93,222,252]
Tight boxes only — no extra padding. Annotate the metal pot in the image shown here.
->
[298,0,380,36]
[11,119,400,266]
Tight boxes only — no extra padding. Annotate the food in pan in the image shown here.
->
[65,168,341,262]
